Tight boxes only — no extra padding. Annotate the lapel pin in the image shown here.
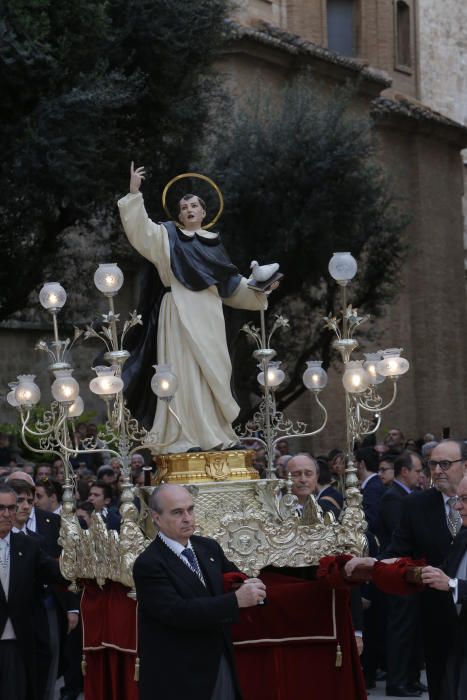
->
[18,552,23,557]
[46,518,51,523]
[210,557,215,562]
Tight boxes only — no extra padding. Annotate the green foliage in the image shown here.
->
[0,0,230,319]
[199,78,409,413]
[0,406,98,462]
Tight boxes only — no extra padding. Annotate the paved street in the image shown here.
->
[368,672,429,699]
[54,672,430,699]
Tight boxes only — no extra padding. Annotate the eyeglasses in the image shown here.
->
[451,496,467,506]
[378,467,394,472]
[427,459,463,472]
[0,505,17,514]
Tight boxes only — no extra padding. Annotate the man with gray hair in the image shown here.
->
[286,453,341,519]
[345,439,467,699]
[133,484,266,700]
[0,484,65,700]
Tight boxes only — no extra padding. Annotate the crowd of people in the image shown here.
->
[0,424,158,700]
[0,423,464,699]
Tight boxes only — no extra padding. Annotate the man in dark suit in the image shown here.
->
[422,474,467,699]
[0,484,66,700]
[88,480,121,531]
[355,446,386,538]
[345,439,467,700]
[133,483,266,700]
[380,451,426,697]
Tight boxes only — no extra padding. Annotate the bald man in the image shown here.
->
[133,484,266,700]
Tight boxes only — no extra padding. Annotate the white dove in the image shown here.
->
[250,260,280,282]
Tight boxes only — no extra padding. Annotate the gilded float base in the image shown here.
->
[153,449,259,483]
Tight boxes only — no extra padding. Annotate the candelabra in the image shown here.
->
[239,313,328,479]
[239,252,410,489]
[7,264,181,526]
[324,252,409,497]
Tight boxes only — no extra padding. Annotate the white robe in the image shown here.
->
[118,192,267,453]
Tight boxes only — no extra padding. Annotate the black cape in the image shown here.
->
[122,221,242,428]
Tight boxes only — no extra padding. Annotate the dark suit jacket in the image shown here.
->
[361,473,385,537]
[318,485,344,519]
[0,532,64,700]
[382,487,455,700]
[379,481,410,550]
[445,528,467,601]
[133,534,242,700]
[34,507,61,558]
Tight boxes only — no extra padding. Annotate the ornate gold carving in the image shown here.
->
[153,450,259,484]
[59,476,367,588]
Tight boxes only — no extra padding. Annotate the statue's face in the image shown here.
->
[178,196,206,230]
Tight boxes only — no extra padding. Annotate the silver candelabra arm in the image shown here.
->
[357,379,398,414]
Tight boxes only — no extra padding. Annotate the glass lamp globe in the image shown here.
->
[303,361,328,391]
[15,375,41,407]
[39,282,67,311]
[89,366,124,396]
[94,264,124,295]
[51,369,80,404]
[151,364,178,398]
[328,252,358,283]
[68,396,84,418]
[363,352,385,385]
[377,349,410,377]
[257,361,285,388]
[6,382,19,408]
[342,361,371,394]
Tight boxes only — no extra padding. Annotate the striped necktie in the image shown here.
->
[181,547,205,584]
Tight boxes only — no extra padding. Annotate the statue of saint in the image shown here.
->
[118,163,270,453]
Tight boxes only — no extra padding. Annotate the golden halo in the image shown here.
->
[162,172,224,230]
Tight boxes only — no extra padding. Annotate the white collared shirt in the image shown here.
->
[12,525,28,534]
[158,532,205,584]
[27,507,37,533]
[0,533,16,640]
[158,531,192,559]
[361,473,377,490]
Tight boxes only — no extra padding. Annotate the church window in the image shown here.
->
[327,0,358,58]
[395,0,412,68]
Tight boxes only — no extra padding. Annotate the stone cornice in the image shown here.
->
[372,91,467,142]
[223,19,392,89]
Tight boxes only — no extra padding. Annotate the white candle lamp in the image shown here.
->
[342,361,371,394]
[39,282,67,312]
[89,366,124,396]
[257,361,285,389]
[68,396,84,418]
[151,364,178,399]
[363,352,385,385]
[328,252,358,284]
[15,375,41,407]
[303,360,328,391]
[51,369,80,404]
[93,264,124,296]
[377,348,410,377]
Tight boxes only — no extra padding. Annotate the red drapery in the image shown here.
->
[81,581,139,700]
[80,572,365,700]
[233,572,366,700]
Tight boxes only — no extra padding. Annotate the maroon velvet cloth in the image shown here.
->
[81,581,139,700]
[373,558,426,595]
[233,572,367,700]
[80,572,366,700]
[317,554,355,590]
[223,571,248,592]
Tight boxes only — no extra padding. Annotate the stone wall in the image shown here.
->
[417,0,467,282]
[417,0,467,126]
